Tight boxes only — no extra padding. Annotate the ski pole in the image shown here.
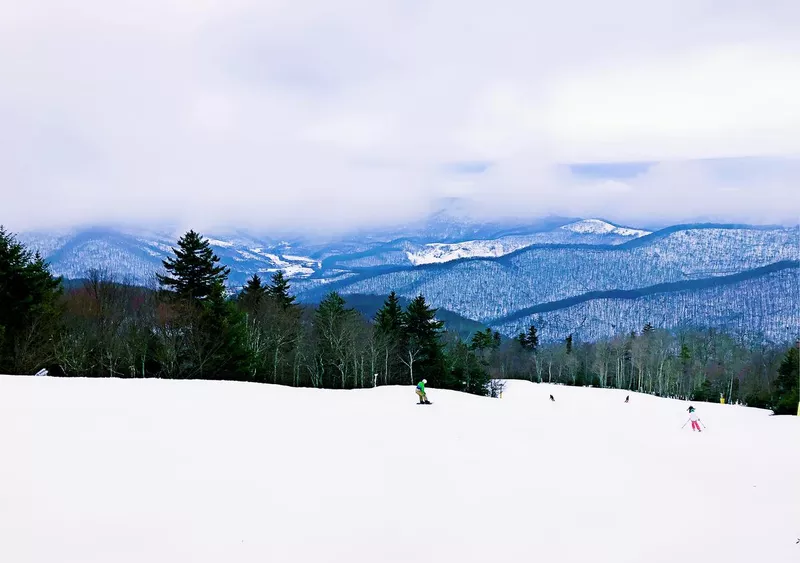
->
[699,420,706,429]
[681,419,689,429]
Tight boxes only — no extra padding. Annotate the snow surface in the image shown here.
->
[1,376,798,563]
[206,238,235,248]
[407,240,524,265]
[560,219,651,237]
[405,220,652,265]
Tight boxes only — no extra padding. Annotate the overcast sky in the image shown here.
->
[1,0,799,234]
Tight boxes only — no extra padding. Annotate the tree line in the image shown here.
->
[0,228,499,396]
[1,226,797,412]
[493,323,798,414]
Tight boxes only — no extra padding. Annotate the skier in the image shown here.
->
[686,406,702,432]
[416,379,431,405]
[549,394,555,402]
[624,395,630,403]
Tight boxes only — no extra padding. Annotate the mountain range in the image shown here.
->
[16,212,800,344]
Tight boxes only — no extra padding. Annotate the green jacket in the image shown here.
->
[417,381,425,393]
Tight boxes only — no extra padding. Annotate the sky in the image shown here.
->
[1,0,799,234]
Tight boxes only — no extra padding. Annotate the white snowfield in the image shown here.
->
[1,376,798,563]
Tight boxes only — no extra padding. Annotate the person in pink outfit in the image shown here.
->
[687,405,702,432]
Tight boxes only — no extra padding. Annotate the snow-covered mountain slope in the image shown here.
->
[560,218,650,237]
[1,376,797,563]
[19,229,319,286]
[302,226,800,323]
[16,222,799,341]
[318,219,651,269]
[17,218,651,283]
[490,265,800,342]
[405,220,651,265]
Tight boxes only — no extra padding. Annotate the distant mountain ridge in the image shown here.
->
[15,214,800,343]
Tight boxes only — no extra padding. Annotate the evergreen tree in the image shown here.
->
[266,271,296,310]
[239,274,267,312]
[375,291,404,335]
[516,331,528,348]
[643,322,654,336]
[525,325,539,352]
[192,280,250,380]
[157,231,247,380]
[565,334,573,355]
[0,227,62,373]
[374,291,405,384]
[470,328,497,351]
[680,343,692,391]
[461,328,500,396]
[157,230,230,301]
[448,339,490,396]
[402,295,445,387]
[772,345,799,415]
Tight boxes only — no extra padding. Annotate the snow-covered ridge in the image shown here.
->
[560,219,651,237]
[405,220,652,266]
[406,239,526,266]
[316,227,799,335]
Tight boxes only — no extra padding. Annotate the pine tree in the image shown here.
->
[772,345,799,415]
[461,328,500,396]
[266,271,296,310]
[679,342,692,392]
[239,274,267,311]
[565,334,573,355]
[157,231,247,380]
[448,339,490,396]
[643,322,654,336]
[157,230,230,301]
[526,325,539,352]
[374,291,405,384]
[193,280,250,380]
[517,332,528,348]
[0,227,62,373]
[375,291,404,335]
[402,295,445,387]
[470,328,496,351]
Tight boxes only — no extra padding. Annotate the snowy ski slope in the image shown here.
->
[1,376,798,563]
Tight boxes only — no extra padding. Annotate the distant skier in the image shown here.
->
[685,406,702,432]
[416,379,431,405]
[549,394,555,402]
[625,395,630,403]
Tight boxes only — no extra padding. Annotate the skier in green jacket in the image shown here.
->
[416,379,431,404]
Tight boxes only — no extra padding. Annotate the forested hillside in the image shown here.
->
[298,227,799,337]
[14,222,800,343]
[491,263,799,341]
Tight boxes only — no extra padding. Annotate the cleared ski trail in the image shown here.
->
[1,376,798,563]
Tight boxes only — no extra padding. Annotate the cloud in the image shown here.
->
[1,0,799,234]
